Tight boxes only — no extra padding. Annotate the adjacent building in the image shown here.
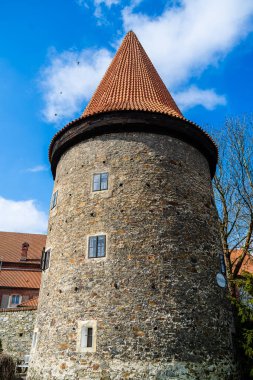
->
[0,231,46,309]
[0,231,46,361]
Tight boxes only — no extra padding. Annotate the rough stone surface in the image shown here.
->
[0,308,36,360]
[28,132,238,379]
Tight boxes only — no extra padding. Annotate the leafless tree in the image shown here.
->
[213,116,253,294]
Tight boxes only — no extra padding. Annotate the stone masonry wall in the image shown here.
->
[0,308,36,360]
[28,132,238,379]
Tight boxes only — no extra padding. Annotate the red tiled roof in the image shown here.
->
[83,31,183,119]
[0,231,46,263]
[18,296,39,308]
[48,31,218,181]
[231,249,253,275]
[0,270,41,288]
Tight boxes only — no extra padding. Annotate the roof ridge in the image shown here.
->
[0,231,46,236]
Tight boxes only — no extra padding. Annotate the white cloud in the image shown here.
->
[94,0,120,18]
[40,0,253,120]
[95,0,120,7]
[25,165,48,173]
[76,0,119,6]
[75,0,89,7]
[0,197,48,234]
[77,0,120,19]
[40,48,113,123]
[122,0,253,87]
[175,86,227,111]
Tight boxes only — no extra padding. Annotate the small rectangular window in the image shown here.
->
[45,250,51,270]
[80,327,93,349]
[88,235,106,258]
[77,320,97,353]
[50,190,58,209]
[41,249,51,271]
[31,329,38,352]
[12,295,20,304]
[92,173,108,191]
[9,295,21,306]
[32,332,37,349]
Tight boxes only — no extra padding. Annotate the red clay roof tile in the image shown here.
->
[18,296,39,308]
[0,270,41,288]
[0,231,46,263]
[231,249,253,275]
[83,31,183,119]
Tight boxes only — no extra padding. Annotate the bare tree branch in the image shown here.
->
[212,116,253,291]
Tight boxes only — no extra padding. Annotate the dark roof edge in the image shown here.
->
[0,307,37,313]
[49,111,218,179]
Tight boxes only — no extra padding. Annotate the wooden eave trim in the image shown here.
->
[49,111,218,179]
[0,307,37,313]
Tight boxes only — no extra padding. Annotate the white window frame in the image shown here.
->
[76,320,97,353]
[92,173,109,192]
[50,190,58,210]
[8,294,22,308]
[31,328,38,353]
[87,234,107,259]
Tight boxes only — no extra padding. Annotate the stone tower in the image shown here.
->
[28,32,238,380]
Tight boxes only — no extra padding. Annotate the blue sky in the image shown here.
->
[0,0,253,234]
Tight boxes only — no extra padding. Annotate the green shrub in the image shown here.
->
[232,273,253,379]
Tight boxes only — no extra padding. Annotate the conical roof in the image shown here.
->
[49,31,218,180]
[83,31,183,119]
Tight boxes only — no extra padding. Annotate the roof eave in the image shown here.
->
[49,110,218,180]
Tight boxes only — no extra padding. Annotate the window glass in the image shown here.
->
[80,326,93,348]
[97,235,106,257]
[45,250,51,270]
[50,190,58,209]
[93,174,101,191]
[88,237,97,258]
[88,235,106,258]
[11,295,20,304]
[93,173,108,191]
[87,328,93,348]
[41,249,51,271]
[100,173,108,190]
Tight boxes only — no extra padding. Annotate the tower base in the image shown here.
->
[28,357,239,380]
